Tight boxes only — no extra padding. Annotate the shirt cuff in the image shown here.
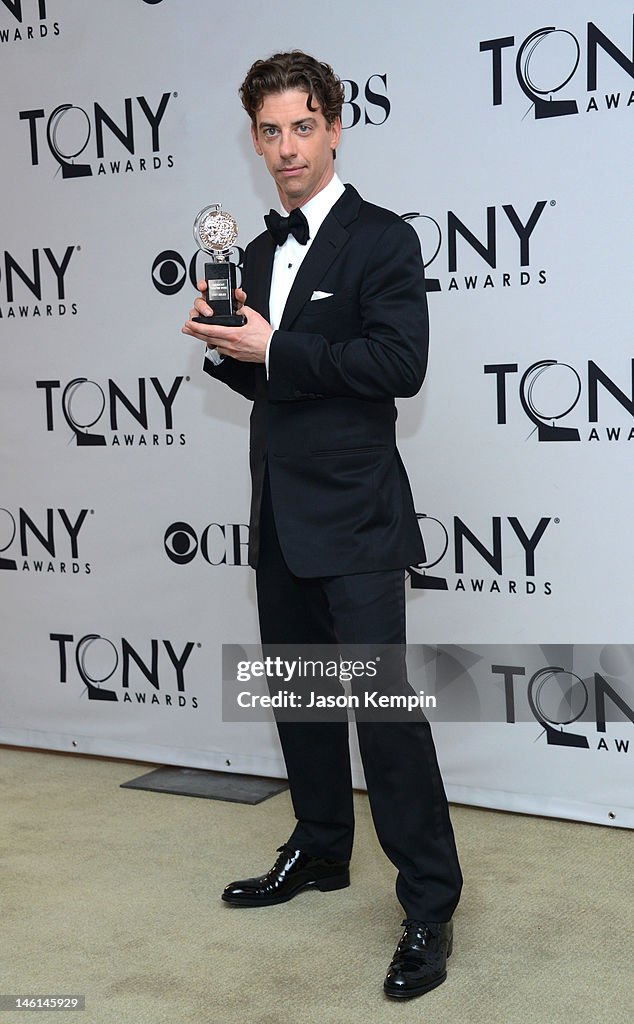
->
[205,345,224,366]
[265,330,275,378]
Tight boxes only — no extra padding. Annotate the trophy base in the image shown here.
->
[192,314,246,327]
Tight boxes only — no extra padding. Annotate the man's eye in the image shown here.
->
[263,128,278,138]
[297,124,311,133]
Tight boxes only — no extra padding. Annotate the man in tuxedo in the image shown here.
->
[182,50,462,999]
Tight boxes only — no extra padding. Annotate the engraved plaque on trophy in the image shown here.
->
[192,204,246,326]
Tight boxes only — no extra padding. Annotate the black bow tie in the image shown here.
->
[264,207,310,247]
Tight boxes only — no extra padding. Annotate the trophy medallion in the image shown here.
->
[192,204,245,326]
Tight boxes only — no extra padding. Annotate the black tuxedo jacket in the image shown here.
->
[203,184,427,577]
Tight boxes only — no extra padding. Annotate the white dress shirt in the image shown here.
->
[206,173,345,372]
[268,172,345,331]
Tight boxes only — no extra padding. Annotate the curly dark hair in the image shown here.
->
[239,50,344,126]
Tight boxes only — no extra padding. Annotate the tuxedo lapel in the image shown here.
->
[279,184,362,332]
[245,231,275,320]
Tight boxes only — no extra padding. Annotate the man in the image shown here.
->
[182,50,462,999]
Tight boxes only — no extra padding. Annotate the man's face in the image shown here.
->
[251,89,341,211]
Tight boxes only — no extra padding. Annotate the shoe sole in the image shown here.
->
[221,874,350,907]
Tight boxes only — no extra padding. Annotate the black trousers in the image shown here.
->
[255,472,463,922]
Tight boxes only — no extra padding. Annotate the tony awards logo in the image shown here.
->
[192,204,245,327]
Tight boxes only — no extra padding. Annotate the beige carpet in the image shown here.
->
[1,746,631,1024]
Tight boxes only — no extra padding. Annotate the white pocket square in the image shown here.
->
[310,290,333,301]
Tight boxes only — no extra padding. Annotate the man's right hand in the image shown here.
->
[182,280,247,345]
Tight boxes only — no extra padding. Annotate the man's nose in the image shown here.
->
[278,130,297,158]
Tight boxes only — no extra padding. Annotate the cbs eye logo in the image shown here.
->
[152,248,244,296]
[152,251,188,296]
[164,522,198,564]
[164,521,250,566]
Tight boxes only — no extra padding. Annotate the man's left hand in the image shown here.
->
[182,297,270,364]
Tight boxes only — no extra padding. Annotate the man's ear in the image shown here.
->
[329,115,342,152]
[251,122,263,156]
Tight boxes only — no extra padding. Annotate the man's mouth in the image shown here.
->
[279,166,306,176]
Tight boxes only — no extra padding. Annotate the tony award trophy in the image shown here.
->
[192,204,246,326]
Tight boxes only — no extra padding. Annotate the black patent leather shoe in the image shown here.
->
[383,919,453,999]
[221,845,350,907]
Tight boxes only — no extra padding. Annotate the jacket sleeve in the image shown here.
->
[200,244,256,401]
[266,219,429,401]
[202,350,256,400]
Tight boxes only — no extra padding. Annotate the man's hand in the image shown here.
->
[181,279,270,363]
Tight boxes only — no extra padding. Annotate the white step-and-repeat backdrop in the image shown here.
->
[1,0,633,827]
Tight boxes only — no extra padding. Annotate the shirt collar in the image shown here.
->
[279,173,345,242]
